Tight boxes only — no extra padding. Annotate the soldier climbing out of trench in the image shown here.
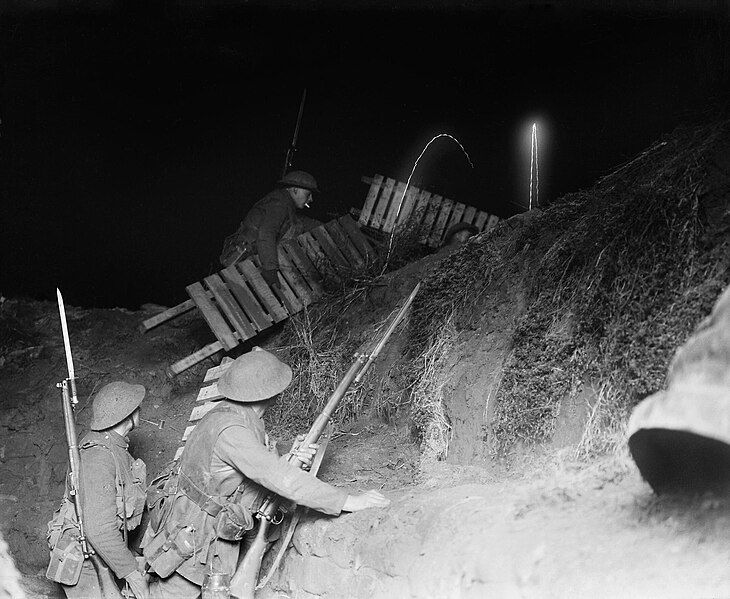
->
[219,171,320,288]
[46,381,150,599]
[141,349,390,599]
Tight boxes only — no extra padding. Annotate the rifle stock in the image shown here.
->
[230,283,420,599]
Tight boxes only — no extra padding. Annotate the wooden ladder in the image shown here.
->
[357,174,501,247]
[141,215,375,376]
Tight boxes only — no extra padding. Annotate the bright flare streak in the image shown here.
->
[383,133,474,269]
[529,123,539,210]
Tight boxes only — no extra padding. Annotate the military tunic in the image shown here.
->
[58,430,146,598]
[237,188,298,273]
[147,401,347,595]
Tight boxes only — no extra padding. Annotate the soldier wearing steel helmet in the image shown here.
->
[143,349,389,599]
[219,170,320,287]
[47,381,150,599]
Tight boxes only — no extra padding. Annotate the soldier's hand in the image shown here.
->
[123,570,150,599]
[290,434,319,470]
[342,490,391,512]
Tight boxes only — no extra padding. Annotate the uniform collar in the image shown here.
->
[89,429,129,449]
[217,400,262,423]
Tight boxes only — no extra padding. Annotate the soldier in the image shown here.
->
[143,349,390,599]
[47,381,149,598]
[219,170,319,288]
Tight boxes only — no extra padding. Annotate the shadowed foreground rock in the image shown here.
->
[629,284,730,493]
[0,530,25,599]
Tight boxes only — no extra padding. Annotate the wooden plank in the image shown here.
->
[182,425,196,442]
[382,181,407,233]
[190,401,218,423]
[197,382,224,402]
[273,272,304,315]
[485,214,500,231]
[370,177,395,230]
[395,185,420,229]
[462,205,477,225]
[140,299,196,331]
[186,282,238,351]
[282,239,324,295]
[338,215,376,264]
[446,202,466,232]
[167,341,223,377]
[411,189,432,235]
[429,197,454,247]
[203,356,234,382]
[311,227,349,269]
[325,220,363,268]
[359,174,384,227]
[419,194,443,244]
[298,231,330,275]
[204,273,257,341]
[220,266,272,332]
[237,259,288,322]
[278,247,314,305]
[248,254,303,316]
[473,210,489,231]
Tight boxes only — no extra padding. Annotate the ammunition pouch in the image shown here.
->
[178,470,226,519]
[146,462,180,534]
[143,523,196,578]
[214,504,253,541]
[45,501,84,585]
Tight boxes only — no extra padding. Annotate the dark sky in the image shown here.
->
[1,1,728,309]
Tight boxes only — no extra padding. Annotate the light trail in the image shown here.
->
[382,133,474,270]
[529,122,539,210]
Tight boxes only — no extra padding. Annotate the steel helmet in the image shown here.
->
[90,381,146,431]
[277,171,319,193]
[217,349,293,403]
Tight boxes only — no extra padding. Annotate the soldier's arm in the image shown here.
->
[80,447,138,579]
[218,426,348,515]
[257,198,289,274]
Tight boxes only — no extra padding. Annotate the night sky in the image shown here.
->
[2,2,728,309]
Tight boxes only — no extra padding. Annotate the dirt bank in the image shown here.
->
[3,120,730,599]
[264,453,730,599]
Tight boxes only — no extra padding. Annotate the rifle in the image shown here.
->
[281,88,307,179]
[230,282,421,599]
[56,289,124,599]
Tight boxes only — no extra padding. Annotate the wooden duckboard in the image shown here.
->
[358,174,501,247]
[174,356,234,461]
[141,215,375,376]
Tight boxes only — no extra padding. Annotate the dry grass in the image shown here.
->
[408,119,730,459]
[265,286,416,439]
[410,315,456,465]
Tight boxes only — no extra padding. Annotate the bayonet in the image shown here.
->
[55,289,124,597]
[281,88,307,179]
[231,282,421,599]
[57,288,78,404]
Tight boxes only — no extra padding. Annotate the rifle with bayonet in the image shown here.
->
[281,88,307,179]
[56,289,124,598]
[230,282,421,599]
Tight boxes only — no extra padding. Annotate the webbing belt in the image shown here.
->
[177,470,226,518]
